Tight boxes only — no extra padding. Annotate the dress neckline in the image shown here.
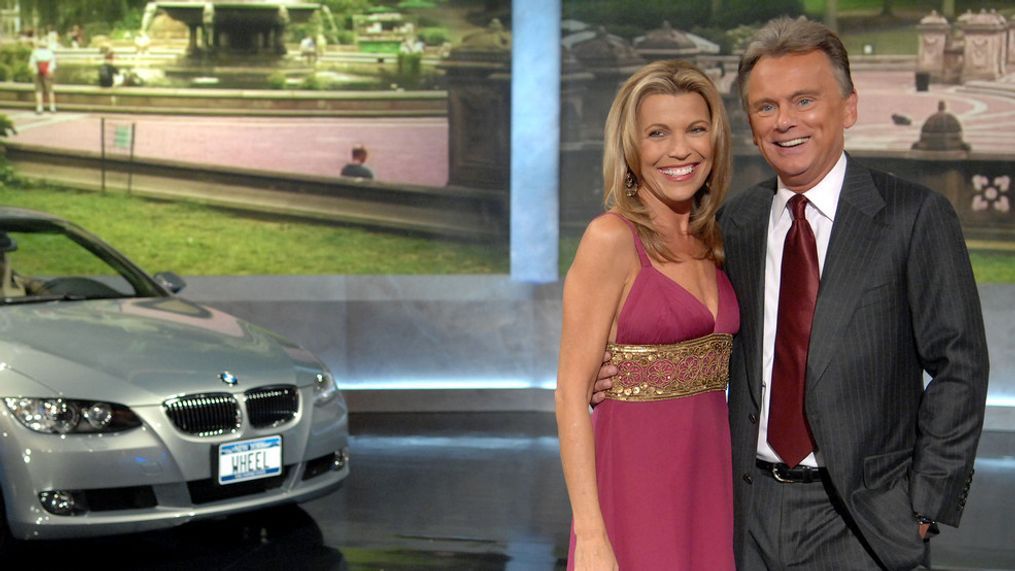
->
[643,264,722,329]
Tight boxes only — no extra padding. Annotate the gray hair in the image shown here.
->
[736,16,854,110]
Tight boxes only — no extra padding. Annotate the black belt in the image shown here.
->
[756,459,827,484]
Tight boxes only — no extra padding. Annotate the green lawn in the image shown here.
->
[969,250,1015,284]
[800,0,1015,55]
[0,186,508,275]
[802,0,1015,17]
[3,185,1010,282]
[839,28,918,55]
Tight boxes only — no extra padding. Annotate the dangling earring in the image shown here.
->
[624,170,637,197]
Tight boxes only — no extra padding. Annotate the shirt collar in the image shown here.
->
[770,152,847,227]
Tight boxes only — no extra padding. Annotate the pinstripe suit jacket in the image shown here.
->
[719,157,989,570]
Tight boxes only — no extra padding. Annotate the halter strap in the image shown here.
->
[606,212,651,267]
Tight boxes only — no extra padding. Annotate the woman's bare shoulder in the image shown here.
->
[582,212,634,251]
[569,212,637,276]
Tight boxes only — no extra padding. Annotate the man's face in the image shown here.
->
[745,50,858,193]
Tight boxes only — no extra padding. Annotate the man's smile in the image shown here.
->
[774,137,810,148]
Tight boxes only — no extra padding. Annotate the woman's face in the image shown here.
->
[635,92,713,210]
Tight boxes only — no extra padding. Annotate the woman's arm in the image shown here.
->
[555,215,635,569]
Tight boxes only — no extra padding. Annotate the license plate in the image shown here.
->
[218,435,282,485]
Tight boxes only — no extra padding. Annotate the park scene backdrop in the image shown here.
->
[0,0,1011,283]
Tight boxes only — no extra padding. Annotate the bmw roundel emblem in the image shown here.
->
[219,371,238,386]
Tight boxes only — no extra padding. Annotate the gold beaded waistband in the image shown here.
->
[605,333,732,402]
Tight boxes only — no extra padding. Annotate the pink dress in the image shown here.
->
[568,215,739,570]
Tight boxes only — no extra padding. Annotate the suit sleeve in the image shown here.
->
[906,191,989,527]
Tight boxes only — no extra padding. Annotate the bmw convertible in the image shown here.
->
[0,207,349,547]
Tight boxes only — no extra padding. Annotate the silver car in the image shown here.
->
[0,207,349,547]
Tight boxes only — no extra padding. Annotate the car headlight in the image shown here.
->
[3,397,143,434]
[313,372,339,405]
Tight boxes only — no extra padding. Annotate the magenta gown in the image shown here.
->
[567,215,739,570]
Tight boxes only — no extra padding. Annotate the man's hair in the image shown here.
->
[351,145,368,161]
[736,16,854,110]
[602,59,731,264]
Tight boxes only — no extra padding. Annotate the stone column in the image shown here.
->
[202,3,216,52]
[958,9,1007,82]
[1008,20,1015,67]
[438,19,512,190]
[558,47,598,232]
[632,21,702,62]
[568,27,645,142]
[917,11,950,81]
[560,48,593,145]
[275,6,289,55]
[187,23,200,55]
[910,101,970,213]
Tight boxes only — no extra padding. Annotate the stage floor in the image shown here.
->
[5,412,1013,570]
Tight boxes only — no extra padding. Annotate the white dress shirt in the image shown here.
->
[756,152,848,467]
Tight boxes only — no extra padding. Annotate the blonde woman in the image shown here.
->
[556,60,737,570]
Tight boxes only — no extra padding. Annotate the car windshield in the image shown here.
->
[0,219,163,304]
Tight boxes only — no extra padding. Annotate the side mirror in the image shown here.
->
[154,271,186,294]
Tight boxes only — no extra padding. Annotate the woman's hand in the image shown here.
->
[573,532,619,571]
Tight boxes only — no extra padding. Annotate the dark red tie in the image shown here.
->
[768,194,819,468]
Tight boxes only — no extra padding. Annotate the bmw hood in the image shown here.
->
[0,297,322,404]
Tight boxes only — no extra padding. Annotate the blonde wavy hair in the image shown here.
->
[602,59,731,264]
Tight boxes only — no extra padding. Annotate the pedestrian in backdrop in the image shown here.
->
[98,51,119,88]
[300,36,317,65]
[29,38,56,114]
[340,145,374,179]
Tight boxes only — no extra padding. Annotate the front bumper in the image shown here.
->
[0,388,349,540]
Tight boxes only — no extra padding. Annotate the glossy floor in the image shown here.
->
[4,413,1014,570]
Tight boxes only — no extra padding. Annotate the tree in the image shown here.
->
[942,0,955,18]
[18,0,147,33]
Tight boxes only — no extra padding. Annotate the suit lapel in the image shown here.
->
[727,182,775,405]
[806,159,887,389]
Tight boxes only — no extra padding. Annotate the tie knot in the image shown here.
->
[788,194,809,221]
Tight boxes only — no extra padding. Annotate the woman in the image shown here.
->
[555,60,738,570]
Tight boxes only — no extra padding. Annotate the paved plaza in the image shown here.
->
[7,112,450,188]
[850,71,1015,154]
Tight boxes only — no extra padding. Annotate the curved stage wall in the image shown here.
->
[182,275,1015,430]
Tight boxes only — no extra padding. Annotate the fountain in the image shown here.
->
[140,0,333,57]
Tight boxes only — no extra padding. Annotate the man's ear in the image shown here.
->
[843,91,858,130]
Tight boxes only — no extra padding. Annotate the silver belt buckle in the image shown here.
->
[771,464,795,483]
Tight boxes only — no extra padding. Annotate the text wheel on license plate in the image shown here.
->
[218,435,282,485]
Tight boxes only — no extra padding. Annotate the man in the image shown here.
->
[593,17,988,570]
[340,145,374,179]
[98,51,119,88]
